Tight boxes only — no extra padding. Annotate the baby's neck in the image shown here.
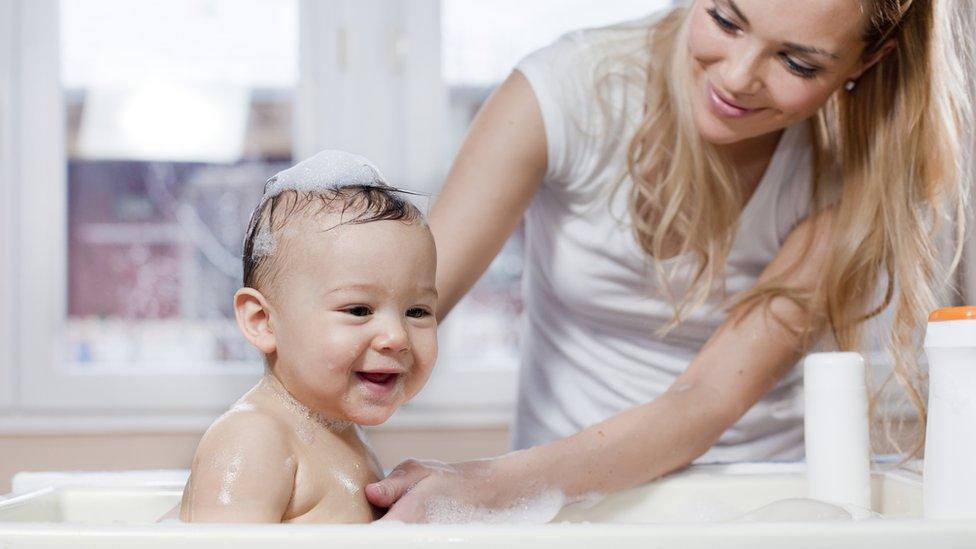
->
[257,374,354,434]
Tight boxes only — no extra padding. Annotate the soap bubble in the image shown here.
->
[262,150,386,202]
[424,489,566,524]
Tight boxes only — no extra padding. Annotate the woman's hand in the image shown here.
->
[365,455,566,523]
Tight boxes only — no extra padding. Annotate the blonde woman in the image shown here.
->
[366,0,970,521]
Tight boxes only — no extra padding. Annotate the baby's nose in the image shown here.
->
[374,317,410,353]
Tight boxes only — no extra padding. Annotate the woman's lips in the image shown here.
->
[707,82,763,119]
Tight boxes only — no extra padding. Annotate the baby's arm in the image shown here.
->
[180,411,297,523]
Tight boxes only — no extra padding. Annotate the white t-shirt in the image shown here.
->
[513,11,815,462]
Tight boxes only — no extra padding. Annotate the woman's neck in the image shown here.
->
[718,129,784,196]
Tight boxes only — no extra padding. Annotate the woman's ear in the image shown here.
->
[850,39,896,80]
[234,287,277,354]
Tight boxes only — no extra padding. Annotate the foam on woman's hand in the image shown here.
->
[262,150,387,202]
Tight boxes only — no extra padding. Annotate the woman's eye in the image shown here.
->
[345,306,372,317]
[406,307,431,319]
[706,7,738,34]
[780,54,819,79]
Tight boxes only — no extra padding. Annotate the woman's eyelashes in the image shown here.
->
[706,5,821,79]
[780,54,819,78]
[706,6,738,34]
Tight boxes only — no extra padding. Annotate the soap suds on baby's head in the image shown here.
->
[241,149,425,293]
[248,150,389,263]
[262,150,386,203]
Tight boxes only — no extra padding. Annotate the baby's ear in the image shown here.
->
[233,288,277,354]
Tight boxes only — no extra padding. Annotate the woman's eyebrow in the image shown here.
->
[784,42,841,60]
[724,0,751,25]
[723,0,841,61]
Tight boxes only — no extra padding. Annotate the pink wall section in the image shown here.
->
[0,427,510,494]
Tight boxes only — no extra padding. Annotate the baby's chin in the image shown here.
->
[339,400,403,426]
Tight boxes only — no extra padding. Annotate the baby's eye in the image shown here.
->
[344,306,373,317]
[406,307,431,319]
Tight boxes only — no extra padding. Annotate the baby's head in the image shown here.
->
[234,151,437,426]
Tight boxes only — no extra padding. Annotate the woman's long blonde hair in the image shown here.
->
[625,1,971,457]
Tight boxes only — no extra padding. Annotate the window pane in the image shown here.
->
[62,0,297,369]
[438,1,672,371]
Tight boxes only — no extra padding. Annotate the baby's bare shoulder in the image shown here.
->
[183,406,297,522]
[194,405,293,466]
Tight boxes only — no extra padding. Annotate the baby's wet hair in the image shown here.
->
[242,183,427,292]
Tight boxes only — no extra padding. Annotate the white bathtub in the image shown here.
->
[1,463,974,548]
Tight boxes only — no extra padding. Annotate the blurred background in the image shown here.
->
[0,0,675,491]
[0,0,973,493]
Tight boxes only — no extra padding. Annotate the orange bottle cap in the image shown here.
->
[929,306,976,322]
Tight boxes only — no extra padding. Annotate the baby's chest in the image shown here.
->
[283,450,381,523]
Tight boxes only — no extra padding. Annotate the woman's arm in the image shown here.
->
[429,70,547,321]
[367,210,834,520]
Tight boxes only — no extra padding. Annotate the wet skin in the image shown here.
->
[180,215,438,523]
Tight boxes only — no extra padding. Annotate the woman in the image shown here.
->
[366,0,970,521]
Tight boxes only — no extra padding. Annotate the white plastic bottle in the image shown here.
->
[923,306,976,519]
[804,352,872,510]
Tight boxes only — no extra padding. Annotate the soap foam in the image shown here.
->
[262,150,386,202]
[250,226,276,259]
[258,376,353,437]
[249,150,389,261]
[424,489,566,524]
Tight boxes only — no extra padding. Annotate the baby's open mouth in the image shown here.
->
[356,372,401,393]
[358,372,396,384]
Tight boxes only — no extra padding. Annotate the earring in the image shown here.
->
[845,80,857,92]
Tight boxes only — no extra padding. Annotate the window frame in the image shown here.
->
[12,0,261,414]
[3,0,516,431]
[0,0,17,410]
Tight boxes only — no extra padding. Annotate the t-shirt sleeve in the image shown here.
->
[515,32,600,188]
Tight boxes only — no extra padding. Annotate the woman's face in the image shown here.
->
[687,0,875,144]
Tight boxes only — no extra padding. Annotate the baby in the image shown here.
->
[178,151,438,523]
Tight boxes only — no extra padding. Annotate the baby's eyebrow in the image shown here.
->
[327,284,438,298]
[327,283,380,294]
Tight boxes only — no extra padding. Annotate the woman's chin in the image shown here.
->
[693,113,747,145]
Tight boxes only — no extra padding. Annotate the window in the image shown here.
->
[0,0,15,410]
[17,0,298,413]
[63,0,297,370]
[5,0,675,429]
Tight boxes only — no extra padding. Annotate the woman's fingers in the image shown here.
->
[365,459,435,508]
[374,494,428,523]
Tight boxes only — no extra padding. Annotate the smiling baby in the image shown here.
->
[178,151,438,523]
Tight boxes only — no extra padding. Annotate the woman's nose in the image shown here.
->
[720,44,764,95]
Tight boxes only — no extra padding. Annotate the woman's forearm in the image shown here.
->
[495,213,835,501]
[498,384,734,501]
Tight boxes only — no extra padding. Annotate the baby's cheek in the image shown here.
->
[407,337,438,393]
[415,333,438,371]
